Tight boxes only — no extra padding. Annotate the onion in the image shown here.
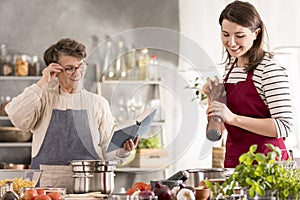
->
[152,182,172,200]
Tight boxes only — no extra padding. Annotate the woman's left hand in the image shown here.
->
[207,101,236,124]
[122,136,139,152]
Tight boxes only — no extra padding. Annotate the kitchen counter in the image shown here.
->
[114,167,167,192]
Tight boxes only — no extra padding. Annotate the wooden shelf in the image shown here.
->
[100,80,161,85]
[0,142,31,147]
[0,116,9,120]
[0,76,41,81]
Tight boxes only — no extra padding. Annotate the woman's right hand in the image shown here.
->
[202,77,220,104]
[37,63,63,90]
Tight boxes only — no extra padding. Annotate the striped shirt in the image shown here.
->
[223,56,293,138]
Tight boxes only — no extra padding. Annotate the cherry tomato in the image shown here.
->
[37,189,45,195]
[23,189,38,200]
[46,192,63,200]
[133,182,151,191]
[33,194,51,200]
[126,187,139,195]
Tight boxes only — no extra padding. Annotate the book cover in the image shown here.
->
[106,108,157,152]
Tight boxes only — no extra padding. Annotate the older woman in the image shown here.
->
[5,38,137,191]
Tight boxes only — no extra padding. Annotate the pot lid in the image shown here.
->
[187,168,228,173]
[70,160,119,166]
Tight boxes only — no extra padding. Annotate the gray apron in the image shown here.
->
[31,108,100,193]
[31,109,99,168]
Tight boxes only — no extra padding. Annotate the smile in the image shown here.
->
[229,46,241,53]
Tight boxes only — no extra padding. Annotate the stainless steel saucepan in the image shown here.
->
[185,168,234,187]
[71,160,118,194]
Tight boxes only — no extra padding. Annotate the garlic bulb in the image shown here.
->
[176,188,196,200]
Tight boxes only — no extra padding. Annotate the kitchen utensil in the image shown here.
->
[195,187,210,200]
[0,126,32,142]
[167,170,189,182]
[71,160,118,194]
[185,168,234,187]
[150,180,182,190]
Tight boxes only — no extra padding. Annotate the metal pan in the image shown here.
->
[0,126,32,142]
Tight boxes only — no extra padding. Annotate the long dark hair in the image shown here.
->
[219,0,273,72]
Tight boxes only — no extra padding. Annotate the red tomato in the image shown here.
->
[133,182,151,191]
[46,192,62,200]
[33,194,51,200]
[126,187,139,195]
[23,189,38,200]
[37,189,45,195]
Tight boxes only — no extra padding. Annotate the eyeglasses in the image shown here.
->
[59,62,88,75]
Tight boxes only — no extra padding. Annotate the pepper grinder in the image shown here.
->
[206,82,226,141]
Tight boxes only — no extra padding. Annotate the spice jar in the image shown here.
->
[28,55,40,76]
[0,44,13,76]
[0,96,11,116]
[14,55,29,76]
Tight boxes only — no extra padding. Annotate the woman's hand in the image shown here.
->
[202,77,220,104]
[37,63,63,90]
[207,101,236,125]
[122,136,139,152]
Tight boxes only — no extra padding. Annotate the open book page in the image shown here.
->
[106,108,157,152]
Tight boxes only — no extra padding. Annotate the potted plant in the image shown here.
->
[205,144,300,200]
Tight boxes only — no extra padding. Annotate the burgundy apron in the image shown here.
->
[223,61,289,168]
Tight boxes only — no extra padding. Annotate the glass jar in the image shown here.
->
[0,96,11,116]
[0,44,13,76]
[14,55,29,76]
[28,55,40,76]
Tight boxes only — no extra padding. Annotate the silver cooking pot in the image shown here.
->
[71,160,118,194]
[185,168,234,187]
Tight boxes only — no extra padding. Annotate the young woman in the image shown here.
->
[203,1,293,168]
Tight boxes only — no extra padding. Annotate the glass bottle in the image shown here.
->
[147,55,158,81]
[102,40,115,81]
[2,181,19,200]
[126,48,138,80]
[138,48,150,80]
[115,40,127,79]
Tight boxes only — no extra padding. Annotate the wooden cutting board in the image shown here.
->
[66,192,108,199]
